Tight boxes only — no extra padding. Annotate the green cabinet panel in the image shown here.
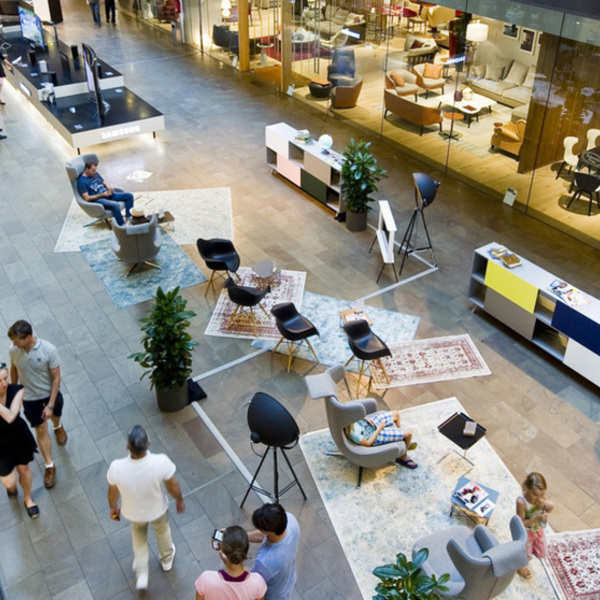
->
[301,170,328,203]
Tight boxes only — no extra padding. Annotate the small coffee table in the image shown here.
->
[438,412,487,468]
[339,308,373,326]
[251,259,281,289]
[450,475,499,526]
[426,91,496,128]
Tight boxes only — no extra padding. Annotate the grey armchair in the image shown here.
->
[412,515,528,600]
[65,154,125,228]
[111,213,162,275]
[305,365,406,487]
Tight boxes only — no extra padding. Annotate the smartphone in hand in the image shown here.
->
[212,529,223,550]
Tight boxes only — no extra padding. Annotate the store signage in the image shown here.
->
[100,125,141,140]
[446,55,466,65]
[341,28,361,39]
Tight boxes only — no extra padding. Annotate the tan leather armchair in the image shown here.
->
[491,119,526,157]
[385,70,422,101]
[384,90,442,136]
[331,77,363,109]
[413,63,446,98]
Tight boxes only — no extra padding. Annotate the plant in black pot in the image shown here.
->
[129,286,198,412]
[373,549,450,600]
[341,139,386,232]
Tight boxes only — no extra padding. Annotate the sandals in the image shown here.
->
[396,457,418,469]
[24,502,40,520]
[517,566,532,579]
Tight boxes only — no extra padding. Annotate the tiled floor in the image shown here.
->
[0,2,600,599]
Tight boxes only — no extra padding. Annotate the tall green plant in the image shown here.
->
[373,549,450,600]
[341,139,386,213]
[129,286,198,390]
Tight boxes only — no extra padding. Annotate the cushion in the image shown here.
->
[487,56,512,81]
[332,8,350,25]
[472,64,486,79]
[390,71,405,87]
[410,39,424,49]
[404,34,427,51]
[324,5,337,21]
[522,65,536,88]
[504,60,529,86]
[502,85,532,104]
[474,79,516,95]
[423,62,443,79]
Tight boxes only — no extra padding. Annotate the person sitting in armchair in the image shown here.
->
[345,410,418,469]
[77,159,134,226]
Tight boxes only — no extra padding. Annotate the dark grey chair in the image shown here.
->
[224,277,270,337]
[111,213,162,275]
[412,516,528,600]
[65,154,126,228]
[196,238,241,297]
[305,365,406,487]
[327,47,356,87]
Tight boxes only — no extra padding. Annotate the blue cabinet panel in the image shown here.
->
[551,301,600,355]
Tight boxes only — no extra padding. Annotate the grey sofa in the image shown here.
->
[111,213,162,275]
[412,515,528,600]
[305,365,406,487]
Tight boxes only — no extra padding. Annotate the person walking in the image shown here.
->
[107,425,185,592]
[8,320,67,490]
[248,503,300,600]
[87,0,102,26]
[105,0,116,25]
[0,362,39,519]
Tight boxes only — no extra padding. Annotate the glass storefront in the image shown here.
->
[180,0,600,249]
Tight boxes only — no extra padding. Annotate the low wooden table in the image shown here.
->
[339,308,372,326]
[425,91,496,128]
[450,475,499,526]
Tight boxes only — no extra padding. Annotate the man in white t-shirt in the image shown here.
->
[107,425,185,591]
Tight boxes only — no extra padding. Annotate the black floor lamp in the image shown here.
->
[398,173,440,276]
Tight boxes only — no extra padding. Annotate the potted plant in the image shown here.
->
[129,286,198,412]
[341,139,386,232]
[373,549,450,600]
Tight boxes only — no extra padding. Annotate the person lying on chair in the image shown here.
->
[345,410,418,469]
[77,160,134,226]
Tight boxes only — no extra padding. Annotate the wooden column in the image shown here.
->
[238,0,251,72]
[281,0,293,92]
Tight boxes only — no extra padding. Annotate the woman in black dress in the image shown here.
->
[0,363,39,518]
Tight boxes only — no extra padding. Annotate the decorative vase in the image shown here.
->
[346,210,368,232]
[156,385,188,412]
[454,89,463,102]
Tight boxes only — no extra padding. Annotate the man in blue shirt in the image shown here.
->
[77,160,134,226]
[248,503,300,600]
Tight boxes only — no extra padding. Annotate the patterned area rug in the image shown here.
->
[54,188,233,252]
[252,292,420,371]
[204,267,306,339]
[80,230,207,309]
[372,333,491,389]
[300,397,557,600]
[544,529,600,599]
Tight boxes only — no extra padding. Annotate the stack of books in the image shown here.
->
[294,129,311,144]
[454,480,495,518]
[489,245,522,268]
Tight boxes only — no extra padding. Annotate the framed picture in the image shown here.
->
[503,24,520,39]
[520,28,536,53]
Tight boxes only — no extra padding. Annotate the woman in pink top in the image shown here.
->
[195,526,267,600]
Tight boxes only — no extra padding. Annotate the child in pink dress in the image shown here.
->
[516,472,554,579]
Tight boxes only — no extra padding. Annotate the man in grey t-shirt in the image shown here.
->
[8,320,67,489]
[249,503,300,600]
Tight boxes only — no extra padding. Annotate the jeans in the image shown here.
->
[89,1,101,24]
[96,192,134,226]
[131,511,174,575]
[105,0,116,23]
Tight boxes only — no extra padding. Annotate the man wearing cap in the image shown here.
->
[107,425,185,592]
[77,159,134,226]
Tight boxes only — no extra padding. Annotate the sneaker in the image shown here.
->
[54,424,68,446]
[44,466,56,489]
[161,544,176,572]
[135,572,148,590]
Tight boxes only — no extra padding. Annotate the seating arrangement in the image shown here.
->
[385,70,422,101]
[401,34,438,66]
[196,238,241,297]
[327,47,357,88]
[271,302,319,373]
[212,24,239,55]
[586,128,600,151]
[490,120,526,158]
[65,154,126,228]
[343,320,391,396]
[384,90,442,136]
[556,136,579,179]
[305,365,407,487]
[224,277,270,336]
[111,213,162,275]
[412,515,528,600]
[331,76,363,109]
[567,172,600,216]
[413,62,446,98]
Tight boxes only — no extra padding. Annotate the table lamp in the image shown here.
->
[465,22,488,80]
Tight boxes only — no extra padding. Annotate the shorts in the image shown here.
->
[368,412,405,445]
[23,392,64,428]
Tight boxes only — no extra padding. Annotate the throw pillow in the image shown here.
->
[333,8,349,25]
[523,65,536,88]
[472,64,486,79]
[423,62,443,79]
[410,39,424,49]
[486,56,511,81]
[504,60,529,86]
[390,71,405,87]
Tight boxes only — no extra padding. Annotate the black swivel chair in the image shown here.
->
[343,320,391,397]
[567,172,600,216]
[224,277,270,337]
[271,302,319,373]
[240,392,307,507]
[196,238,241,297]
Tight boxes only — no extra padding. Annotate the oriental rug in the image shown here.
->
[80,230,206,309]
[544,528,600,600]
[299,396,557,600]
[204,267,306,340]
[54,188,233,252]
[371,333,491,389]
[252,292,420,371]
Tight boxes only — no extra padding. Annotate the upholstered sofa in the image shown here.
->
[467,57,535,108]
[305,5,363,41]
[384,90,442,135]
[401,34,438,66]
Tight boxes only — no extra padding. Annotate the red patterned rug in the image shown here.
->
[371,334,491,388]
[545,529,600,600]
[204,267,306,340]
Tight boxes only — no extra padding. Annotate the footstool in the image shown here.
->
[309,78,332,99]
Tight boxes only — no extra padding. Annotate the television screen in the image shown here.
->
[18,5,45,50]
[81,42,109,120]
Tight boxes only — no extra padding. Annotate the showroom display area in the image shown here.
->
[0,25,164,152]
